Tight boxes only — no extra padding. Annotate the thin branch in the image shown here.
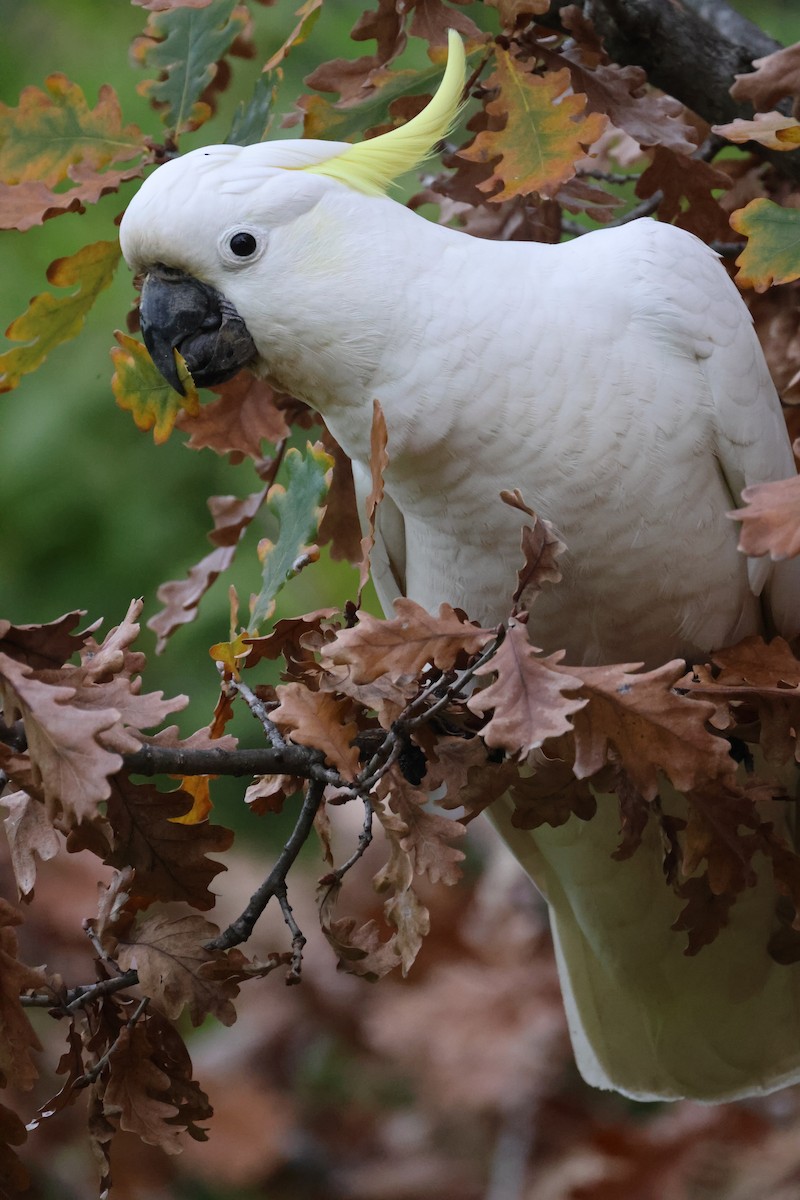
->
[228,676,289,749]
[319,799,375,887]
[123,741,340,786]
[207,779,325,954]
[21,971,140,1011]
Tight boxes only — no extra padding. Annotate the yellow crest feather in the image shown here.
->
[302,30,467,196]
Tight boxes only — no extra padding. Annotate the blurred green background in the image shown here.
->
[0,0,797,817]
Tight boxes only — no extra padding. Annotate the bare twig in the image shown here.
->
[124,741,340,786]
[21,970,140,1011]
[321,799,375,887]
[207,779,325,957]
[228,676,289,749]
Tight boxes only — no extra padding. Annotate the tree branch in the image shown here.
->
[124,741,340,785]
[538,0,800,182]
[206,779,325,956]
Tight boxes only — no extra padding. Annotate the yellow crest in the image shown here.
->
[302,30,467,196]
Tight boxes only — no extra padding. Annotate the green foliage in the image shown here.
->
[731,197,800,291]
[134,0,250,135]
[251,442,332,627]
[0,240,120,391]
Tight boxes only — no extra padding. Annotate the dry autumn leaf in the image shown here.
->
[115,913,239,1026]
[731,471,800,558]
[468,619,586,755]
[322,598,493,684]
[458,50,607,201]
[271,683,361,779]
[570,660,735,799]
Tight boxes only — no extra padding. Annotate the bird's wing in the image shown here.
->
[636,221,800,637]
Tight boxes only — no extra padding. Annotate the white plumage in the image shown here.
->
[120,33,800,1101]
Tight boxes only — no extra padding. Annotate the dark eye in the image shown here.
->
[229,231,258,258]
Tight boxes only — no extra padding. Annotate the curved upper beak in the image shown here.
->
[139,265,257,395]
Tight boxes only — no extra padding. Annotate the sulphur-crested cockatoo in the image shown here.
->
[120,32,800,1102]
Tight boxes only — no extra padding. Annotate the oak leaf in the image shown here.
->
[80,597,146,682]
[730,470,800,557]
[0,899,45,1091]
[509,754,596,830]
[112,330,200,444]
[318,882,402,980]
[0,652,123,825]
[713,111,800,151]
[322,598,493,684]
[381,768,466,885]
[262,0,323,73]
[555,8,698,156]
[115,913,238,1025]
[0,240,121,393]
[1,791,60,897]
[271,683,361,779]
[500,489,565,604]
[427,734,520,821]
[636,146,731,242]
[458,51,607,202]
[245,773,300,815]
[0,1101,29,1194]
[175,371,291,458]
[730,43,800,112]
[317,427,363,563]
[731,199,800,292]
[102,775,232,909]
[0,609,85,670]
[103,1022,184,1153]
[251,442,332,628]
[468,619,586,756]
[133,1,250,135]
[0,75,145,188]
[570,660,734,800]
[672,874,735,956]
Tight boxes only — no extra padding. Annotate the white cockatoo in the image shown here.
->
[120,32,800,1102]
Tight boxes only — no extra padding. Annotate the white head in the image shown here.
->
[119,32,466,396]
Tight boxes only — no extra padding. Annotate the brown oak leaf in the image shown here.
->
[0,609,85,670]
[380,767,466,885]
[175,372,290,459]
[730,472,800,560]
[468,619,586,756]
[730,43,800,112]
[0,898,46,1091]
[672,874,736,956]
[1,790,60,896]
[270,683,361,779]
[500,488,566,604]
[115,913,238,1026]
[323,598,494,685]
[0,652,122,825]
[570,660,734,799]
[101,775,232,910]
[509,752,596,830]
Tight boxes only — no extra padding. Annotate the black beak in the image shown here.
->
[139,265,257,395]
